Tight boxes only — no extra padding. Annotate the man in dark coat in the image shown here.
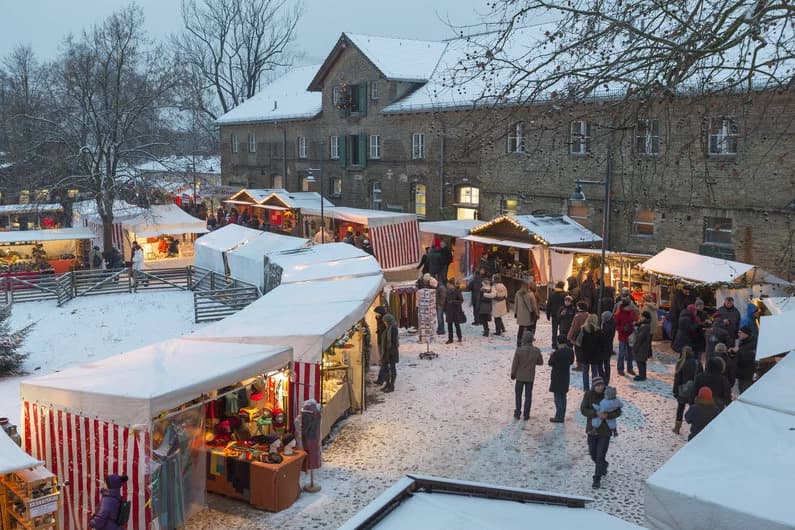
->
[510,332,543,420]
[89,474,128,530]
[705,318,732,359]
[685,386,722,441]
[417,247,431,275]
[558,296,576,343]
[733,325,758,393]
[546,281,567,349]
[715,296,742,339]
[580,377,621,489]
[548,335,575,422]
[438,240,453,282]
[373,306,389,386]
[467,270,484,325]
[691,356,732,409]
[379,314,400,393]
[669,286,696,343]
[632,311,653,381]
[580,273,596,312]
[426,247,443,280]
[600,310,616,385]
[444,278,464,343]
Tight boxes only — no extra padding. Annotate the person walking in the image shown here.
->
[739,303,760,338]
[130,241,144,292]
[733,325,758,393]
[599,310,616,385]
[567,301,589,371]
[90,246,104,269]
[580,376,621,489]
[672,346,702,434]
[372,306,389,386]
[614,299,638,376]
[579,314,603,391]
[546,281,567,348]
[491,274,509,336]
[632,311,653,381]
[558,296,576,344]
[434,277,447,335]
[510,332,543,420]
[673,304,698,353]
[692,356,733,409]
[479,278,495,336]
[642,294,659,338]
[444,278,464,343]
[514,280,539,346]
[380,314,400,393]
[685,386,722,441]
[438,240,453,282]
[417,247,431,275]
[468,268,485,325]
[548,335,574,422]
[580,272,596,312]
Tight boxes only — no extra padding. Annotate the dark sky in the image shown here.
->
[0,0,493,62]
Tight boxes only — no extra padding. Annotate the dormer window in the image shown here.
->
[335,82,368,116]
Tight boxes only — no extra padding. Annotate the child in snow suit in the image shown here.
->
[89,474,128,530]
[590,386,622,437]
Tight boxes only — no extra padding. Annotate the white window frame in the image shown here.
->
[297,136,307,159]
[369,135,381,159]
[507,122,525,153]
[632,208,655,237]
[231,134,239,153]
[248,133,256,153]
[412,133,425,159]
[301,177,311,192]
[415,183,426,218]
[329,136,339,159]
[370,181,383,210]
[331,177,343,197]
[501,197,518,216]
[708,117,738,155]
[332,86,341,107]
[458,186,480,205]
[569,121,591,155]
[370,82,379,100]
[272,175,284,188]
[635,118,660,156]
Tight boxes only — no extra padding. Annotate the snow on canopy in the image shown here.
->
[194,224,263,274]
[225,232,310,291]
[419,219,485,238]
[260,190,334,211]
[216,64,323,125]
[0,227,95,244]
[299,206,416,228]
[755,312,795,360]
[266,243,382,285]
[640,248,755,285]
[71,199,145,224]
[121,204,208,239]
[760,297,795,315]
[469,214,601,246]
[0,427,42,475]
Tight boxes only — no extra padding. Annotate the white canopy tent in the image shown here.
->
[0,429,42,475]
[266,243,382,287]
[755,312,795,360]
[121,204,208,239]
[0,227,95,244]
[760,296,795,315]
[639,247,754,284]
[193,224,263,274]
[225,232,309,291]
[645,352,795,530]
[419,219,484,239]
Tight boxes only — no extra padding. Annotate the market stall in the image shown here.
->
[193,224,264,276]
[20,338,299,529]
[419,219,485,279]
[0,203,64,231]
[0,228,95,274]
[548,247,651,301]
[119,204,208,266]
[72,200,145,256]
[299,206,422,273]
[225,233,310,292]
[463,215,601,304]
[255,190,334,235]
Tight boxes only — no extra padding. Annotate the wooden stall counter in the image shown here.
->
[205,449,306,512]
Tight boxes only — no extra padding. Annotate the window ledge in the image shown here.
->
[631,233,655,239]
[707,153,737,158]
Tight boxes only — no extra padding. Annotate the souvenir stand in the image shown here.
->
[193,224,263,276]
[299,206,422,271]
[547,247,651,299]
[224,233,309,293]
[463,215,601,305]
[1,428,61,530]
[119,204,208,266]
[71,200,145,258]
[419,219,485,279]
[0,228,94,274]
[253,190,333,236]
[223,188,285,228]
[0,204,64,232]
[20,338,301,529]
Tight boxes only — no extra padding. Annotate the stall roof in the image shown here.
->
[122,204,208,238]
[639,247,754,284]
[549,246,650,258]
[470,215,601,246]
[71,199,145,222]
[0,227,96,244]
[739,349,795,412]
[0,429,43,475]
[225,232,310,290]
[460,234,537,249]
[20,338,292,427]
[300,206,417,228]
[755,312,795,360]
[260,190,334,210]
[226,188,287,205]
[340,475,641,530]
[188,274,383,363]
[194,224,264,273]
[419,219,484,238]
[0,203,62,215]
[267,243,383,283]
[760,296,795,315]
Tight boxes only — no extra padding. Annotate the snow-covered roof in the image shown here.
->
[71,199,145,222]
[640,248,755,285]
[0,203,62,215]
[216,65,323,125]
[755,312,795,360]
[122,204,208,238]
[0,429,43,475]
[760,297,795,315]
[470,215,601,246]
[20,338,291,427]
[136,156,221,174]
[267,243,382,284]
[194,224,263,273]
[227,188,288,205]
[225,232,310,290]
[260,191,334,211]
[300,206,417,228]
[345,33,447,82]
[419,219,485,238]
[0,227,95,244]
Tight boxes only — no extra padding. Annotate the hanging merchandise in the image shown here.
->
[417,288,438,359]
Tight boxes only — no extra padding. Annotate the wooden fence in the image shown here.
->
[193,285,260,323]
[0,273,64,304]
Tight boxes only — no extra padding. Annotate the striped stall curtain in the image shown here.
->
[83,218,126,254]
[22,402,151,530]
[291,361,321,414]
[369,219,422,270]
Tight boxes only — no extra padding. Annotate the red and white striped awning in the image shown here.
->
[292,361,321,410]
[370,219,422,270]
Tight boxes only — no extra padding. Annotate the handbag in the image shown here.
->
[677,380,695,404]
[457,308,467,324]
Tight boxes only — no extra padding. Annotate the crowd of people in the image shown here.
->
[206,207,266,231]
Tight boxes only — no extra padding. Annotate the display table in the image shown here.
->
[321,382,351,440]
[205,449,306,512]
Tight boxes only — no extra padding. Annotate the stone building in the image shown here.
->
[218,33,795,279]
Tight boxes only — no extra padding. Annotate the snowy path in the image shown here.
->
[189,316,686,529]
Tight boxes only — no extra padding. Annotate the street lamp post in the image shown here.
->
[306,141,325,242]
[569,151,613,316]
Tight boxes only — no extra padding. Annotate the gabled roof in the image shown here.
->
[470,215,601,247]
[227,188,288,205]
[260,191,334,210]
[216,65,322,125]
[307,33,447,91]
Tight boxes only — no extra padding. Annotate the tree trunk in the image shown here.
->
[101,213,115,255]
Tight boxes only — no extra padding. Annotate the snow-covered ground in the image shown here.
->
[0,292,206,422]
[1,293,687,528]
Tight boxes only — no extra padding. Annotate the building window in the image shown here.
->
[635,119,660,156]
[370,181,382,210]
[500,198,518,216]
[704,217,733,245]
[231,134,239,153]
[301,177,311,192]
[370,81,379,100]
[708,117,738,155]
[369,135,381,159]
[633,208,655,237]
[330,177,343,197]
[19,190,30,204]
[272,175,283,188]
[568,203,588,223]
[348,134,366,167]
[458,186,479,205]
[330,136,339,159]
[248,133,256,153]
[507,122,525,153]
[412,133,425,159]
[336,83,367,115]
[415,184,426,218]
[332,86,341,107]
[297,136,307,159]
[570,121,591,155]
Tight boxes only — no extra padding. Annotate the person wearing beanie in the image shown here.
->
[557,296,576,346]
[580,376,620,489]
[632,310,653,381]
[443,278,464,344]
[692,356,733,409]
[685,386,722,440]
[510,331,543,420]
[706,318,731,358]
[712,342,736,386]
[599,310,616,385]
[614,299,639,376]
[732,325,758,393]
[739,302,760,338]
[590,386,622,437]
[548,334,574,422]
[479,278,495,336]
[579,314,603,391]
[567,301,590,371]
[546,281,567,349]
[379,313,400,393]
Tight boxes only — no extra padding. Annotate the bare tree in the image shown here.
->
[174,0,303,121]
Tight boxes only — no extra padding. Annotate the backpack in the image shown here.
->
[117,500,131,526]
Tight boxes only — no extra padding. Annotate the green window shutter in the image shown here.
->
[358,134,367,168]
[339,134,346,168]
[359,82,367,116]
